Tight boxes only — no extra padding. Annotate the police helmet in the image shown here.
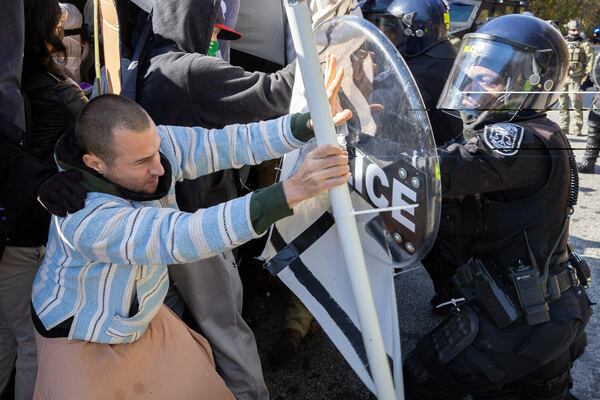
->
[437,14,569,126]
[360,0,450,57]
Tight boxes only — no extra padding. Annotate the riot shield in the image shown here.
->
[315,15,441,269]
[593,52,600,88]
[263,15,440,395]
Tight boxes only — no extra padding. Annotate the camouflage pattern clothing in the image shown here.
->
[558,37,595,135]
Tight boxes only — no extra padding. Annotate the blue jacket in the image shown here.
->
[32,115,303,344]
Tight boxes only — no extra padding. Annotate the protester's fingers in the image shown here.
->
[303,155,349,175]
[317,163,350,180]
[327,67,344,100]
[319,173,351,191]
[324,53,333,86]
[325,54,337,88]
[309,144,347,158]
[333,109,353,126]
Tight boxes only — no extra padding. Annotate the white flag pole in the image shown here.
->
[282,2,399,399]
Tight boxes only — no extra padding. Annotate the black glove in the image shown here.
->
[581,75,594,91]
[37,170,87,217]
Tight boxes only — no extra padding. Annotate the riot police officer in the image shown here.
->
[361,0,463,145]
[404,15,592,399]
[558,20,595,136]
[361,0,466,312]
[578,59,600,173]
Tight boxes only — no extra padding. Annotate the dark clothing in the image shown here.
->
[438,117,570,267]
[406,40,463,146]
[406,291,591,400]
[0,0,47,207]
[405,117,592,399]
[5,67,87,247]
[21,68,88,165]
[137,0,294,211]
[0,134,53,210]
[0,1,26,139]
[408,40,464,298]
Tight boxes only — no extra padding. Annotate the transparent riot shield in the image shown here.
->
[263,15,440,394]
[314,15,441,270]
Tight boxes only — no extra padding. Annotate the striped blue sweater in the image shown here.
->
[32,115,303,344]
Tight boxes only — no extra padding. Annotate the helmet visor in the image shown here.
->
[363,13,409,53]
[437,36,537,120]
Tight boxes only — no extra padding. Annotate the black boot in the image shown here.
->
[578,113,600,174]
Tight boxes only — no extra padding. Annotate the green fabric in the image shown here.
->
[56,159,121,197]
[207,40,220,57]
[290,112,314,142]
[250,182,293,234]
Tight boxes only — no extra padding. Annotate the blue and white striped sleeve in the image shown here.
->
[157,114,306,180]
[56,194,260,265]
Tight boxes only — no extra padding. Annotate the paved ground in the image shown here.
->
[247,110,600,399]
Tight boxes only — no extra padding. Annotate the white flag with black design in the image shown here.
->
[262,16,441,395]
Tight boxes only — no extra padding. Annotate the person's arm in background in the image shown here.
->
[187,57,295,126]
[0,2,87,216]
[0,1,26,142]
[0,1,51,209]
[583,41,596,78]
[0,132,53,208]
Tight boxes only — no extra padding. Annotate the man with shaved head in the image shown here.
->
[30,94,351,398]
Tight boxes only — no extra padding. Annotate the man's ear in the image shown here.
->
[82,153,106,174]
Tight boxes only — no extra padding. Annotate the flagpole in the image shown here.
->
[282,2,399,399]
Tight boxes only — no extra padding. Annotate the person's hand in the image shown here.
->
[323,53,353,126]
[282,144,349,208]
[37,170,87,217]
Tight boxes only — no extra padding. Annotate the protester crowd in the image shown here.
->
[0,0,596,399]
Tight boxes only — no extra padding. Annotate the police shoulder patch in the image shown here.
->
[482,123,524,157]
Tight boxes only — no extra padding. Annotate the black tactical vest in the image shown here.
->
[473,118,572,271]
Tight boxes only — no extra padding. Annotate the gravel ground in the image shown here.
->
[246,109,600,399]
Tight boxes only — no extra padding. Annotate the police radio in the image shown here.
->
[507,231,550,326]
[507,263,550,326]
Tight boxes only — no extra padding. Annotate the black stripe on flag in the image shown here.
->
[268,213,383,377]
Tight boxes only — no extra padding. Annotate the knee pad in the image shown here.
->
[406,307,479,384]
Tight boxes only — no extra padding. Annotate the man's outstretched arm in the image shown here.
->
[55,144,348,265]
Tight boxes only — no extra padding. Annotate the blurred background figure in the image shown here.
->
[558,19,594,136]
[58,3,89,83]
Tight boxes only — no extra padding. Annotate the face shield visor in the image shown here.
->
[363,13,409,54]
[437,35,538,123]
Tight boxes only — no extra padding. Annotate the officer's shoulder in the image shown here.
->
[477,122,534,157]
